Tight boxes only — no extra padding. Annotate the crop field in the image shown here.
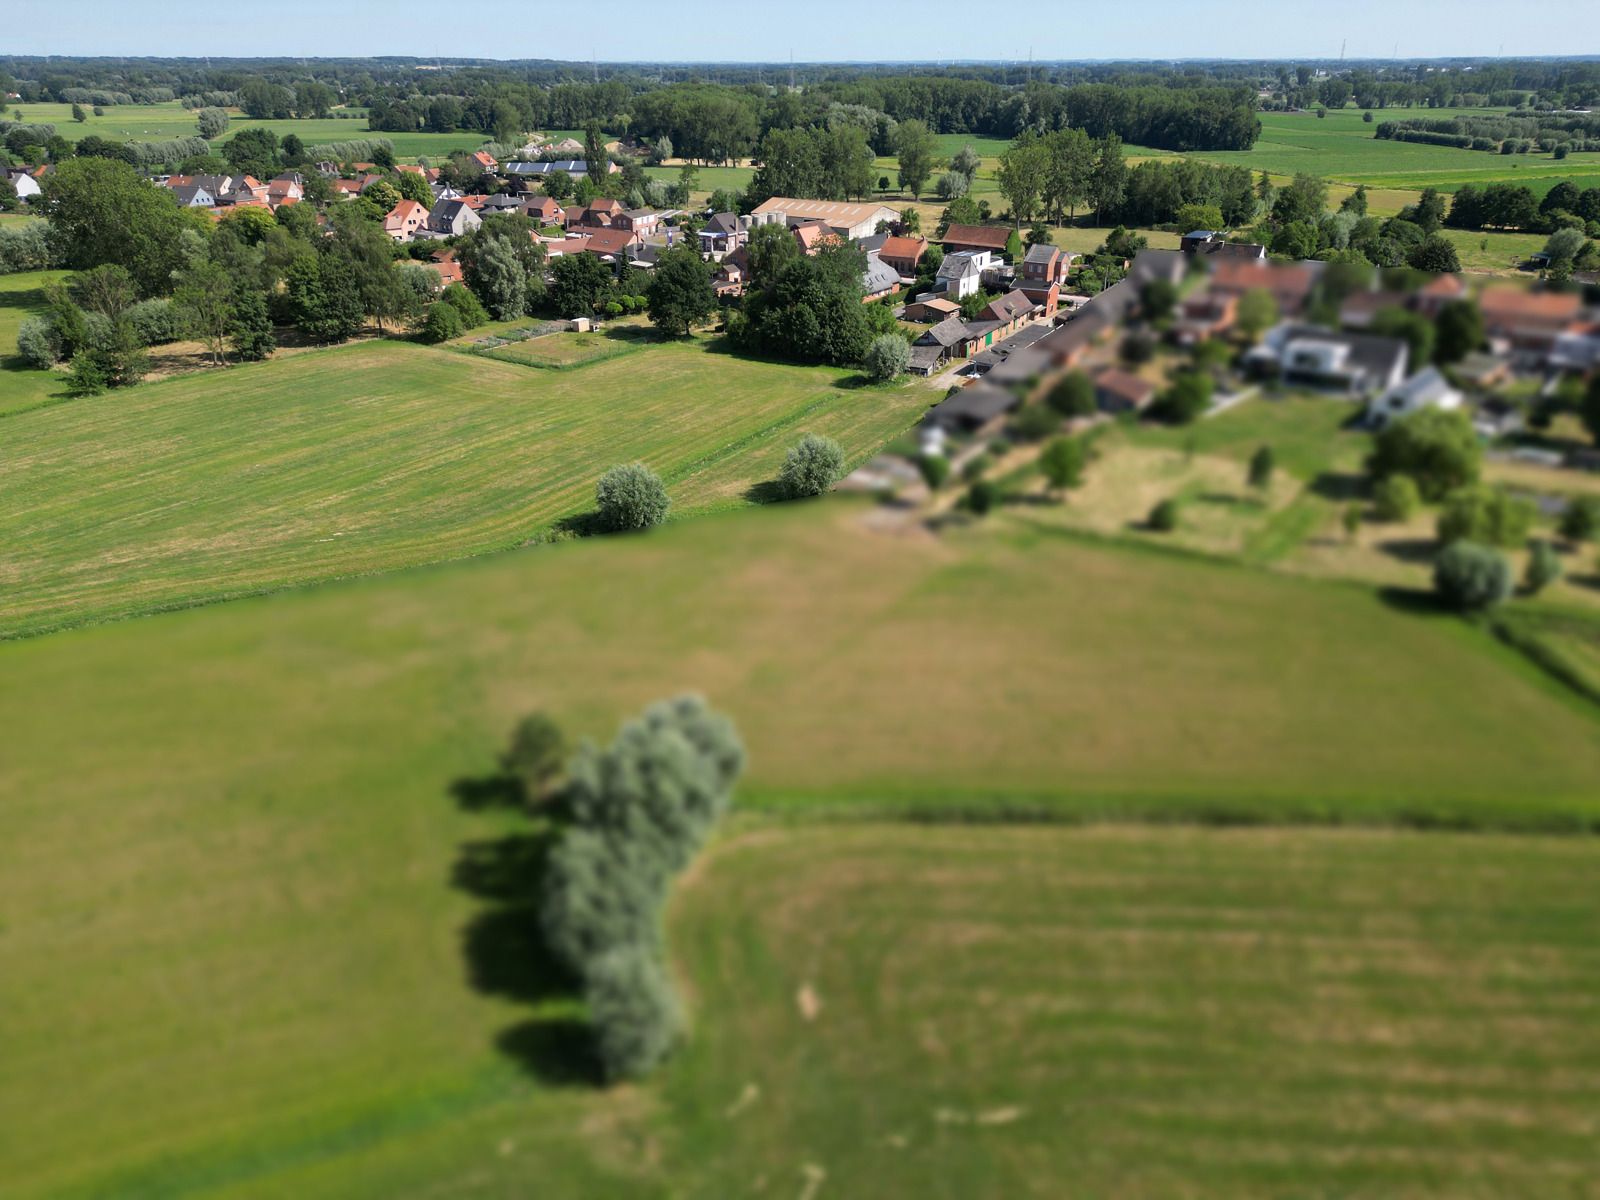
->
[0,337,930,637]
[12,101,491,160]
[1164,107,1600,196]
[0,268,72,415]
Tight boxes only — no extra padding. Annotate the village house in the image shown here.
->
[749,197,899,242]
[521,195,566,225]
[1094,368,1158,414]
[697,212,747,257]
[939,223,1012,258]
[1366,365,1463,429]
[1478,286,1586,358]
[877,234,928,278]
[936,250,993,300]
[793,221,840,255]
[579,225,642,261]
[1207,259,1319,318]
[903,296,961,324]
[3,167,42,201]
[923,381,1023,435]
[427,198,482,237]
[614,208,662,238]
[430,249,464,286]
[978,290,1038,340]
[861,253,902,302]
[1173,291,1237,344]
[1246,323,1409,396]
[471,150,498,173]
[267,175,304,206]
[383,199,429,242]
[171,184,216,208]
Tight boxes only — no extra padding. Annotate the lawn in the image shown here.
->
[476,323,654,369]
[12,101,492,161]
[0,268,73,415]
[663,824,1600,1198]
[1164,107,1600,197]
[0,336,930,637]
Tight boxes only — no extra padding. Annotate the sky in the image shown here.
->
[6,0,1598,63]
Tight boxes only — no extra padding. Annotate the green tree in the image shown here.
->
[1150,371,1213,424]
[917,453,949,492]
[893,119,938,199]
[42,157,194,295]
[196,107,229,139]
[500,713,566,806]
[777,433,846,499]
[71,103,87,123]
[1234,288,1278,342]
[862,332,911,381]
[549,252,615,319]
[1004,228,1024,262]
[595,463,670,532]
[1436,484,1537,548]
[1140,277,1178,321]
[1524,539,1562,595]
[1047,370,1095,417]
[1248,445,1275,490]
[1433,541,1511,612]
[1560,497,1599,542]
[229,284,275,361]
[1370,408,1481,500]
[949,144,981,184]
[1176,202,1225,232]
[1433,299,1483,364]
[1373,474,1421,522]
[646,245,716,337]
[1370,306,1435,370]
[1039,436,1088,496]
[1148,497,1179,532]
[995,131,1048,226]
[1407,233,1461,272]
[174,260,236,366]
[967,479,999,516]
[1087,135,1127,225]
[540,696,744,1081]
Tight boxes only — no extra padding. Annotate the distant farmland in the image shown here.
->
[1161,107,1600,196]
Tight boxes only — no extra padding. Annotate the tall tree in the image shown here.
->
[646,246,716,337]
[1087,135,1127,225]
[893,119,938,200]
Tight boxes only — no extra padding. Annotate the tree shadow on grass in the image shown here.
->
[1375,537,1438,565]
[1375,585,1447,616]
[1308,470,1368,502]
[553,510,607,538]
[742,479,788,505]
[449,779,601,1087]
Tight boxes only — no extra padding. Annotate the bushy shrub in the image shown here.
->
[0,222,55,274]
[1560,497,1599,542]
[420,302,465,343]
[1433,541,1512,612]
[125,298,180,346]
[439,282,488,328]
[862,332,911,381]
[1148,497,1180,532]
[967,479,999,515]
[1372,474,1421,522]
[1524,539,1562,595]
[595,463,670,532]
[1046,370,1095,417]
[962,453,992,483]
[917,453,949,491]
[541,696,744,1081]
[1436,484,1537,548]
[1012,402,1061,441]
[777,433,845,499]
[15,315,60,368]
[1370,408,1481,500]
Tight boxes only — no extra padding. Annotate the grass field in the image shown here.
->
[0,336,930,637]
[664,824,1600,1198]
[1165,107,1600,197]
[11,101,493,160]
[3,527,1599,1200]
[0,268,72,415]
[476,324,654,369]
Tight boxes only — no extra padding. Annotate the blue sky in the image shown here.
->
[7,0,1597,62]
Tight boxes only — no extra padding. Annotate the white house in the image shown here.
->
[1366,365,1463,428]
[935,250,994,300]
[4,169,42,201]
[748,197,899,242]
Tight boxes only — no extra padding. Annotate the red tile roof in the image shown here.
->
[878,235,927,265]
[939,223,1011,252]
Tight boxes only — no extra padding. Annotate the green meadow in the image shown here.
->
[0,268,73,415]
[0,335,930,637]
[11,101,493,160]
[2,502,1600,1196]
[1166,107,1600,196]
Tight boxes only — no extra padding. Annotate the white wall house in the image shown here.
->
[1366,365,1463,429]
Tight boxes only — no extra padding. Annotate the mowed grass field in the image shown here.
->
[1167,107,1600,196]
[0,336,930,637]
[13,101,492,160]
[0,268,72,415]
[665,824,1600,1199]
[3,497,1600,1198]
